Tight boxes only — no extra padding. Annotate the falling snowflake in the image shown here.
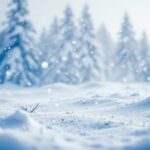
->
[47,88,52,93]
[41,61,49,69]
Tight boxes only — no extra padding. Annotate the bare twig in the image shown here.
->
[20,103,40,113]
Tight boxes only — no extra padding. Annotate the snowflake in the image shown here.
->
[41,61,49,69]
[6,71,11,78]
[72,40,77,45]
[47,88,52,93]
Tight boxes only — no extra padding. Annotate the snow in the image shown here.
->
[0,83,150,150]
[41,61,49,69]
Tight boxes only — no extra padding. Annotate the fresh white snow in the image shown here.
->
[0,82,150,150]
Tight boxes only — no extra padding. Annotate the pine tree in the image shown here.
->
[37,28,50,83]
[98,24,114,80]
[53,6,79,84]
[138,32,150,81]
[114,14,138,82]
[78,5,102,82]
[46,17,63,84]
[38,17,62,84]
[0,0,39,86]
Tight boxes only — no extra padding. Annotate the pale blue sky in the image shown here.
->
[0,0,149,39]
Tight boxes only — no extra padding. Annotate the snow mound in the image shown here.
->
[0,110,45,150]
[0,110,39,130]
[0,110,86,150]
[122,139,150,150]
[134,97,150,108]
[123,97,150,112]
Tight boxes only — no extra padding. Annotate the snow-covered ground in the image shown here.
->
[0,82,150,150]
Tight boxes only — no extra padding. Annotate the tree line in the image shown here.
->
[0,0,150,86]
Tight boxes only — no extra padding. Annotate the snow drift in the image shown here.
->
[0,84,150,150]
[0,110,86,150]
[0,110,45,150]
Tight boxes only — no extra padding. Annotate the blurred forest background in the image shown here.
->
[0,0,150,86]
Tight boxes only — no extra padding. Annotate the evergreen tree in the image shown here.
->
[38,17,62,84]
[138,32,150,81]
[0,0,39,86]
[98,24,114,80]
[78,5,102,82]
[114,14,138,82]
[46,17,63,83]
[37,28,50,83]
[53,6,79,84]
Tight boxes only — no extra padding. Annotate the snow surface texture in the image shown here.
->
[0,83,150,150]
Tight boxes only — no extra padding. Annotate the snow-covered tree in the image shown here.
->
[78,5,102,82]
[0,0,39,86]
[52,6,80,84]
[138,32,150,81]
[37,28,50,84]
[114,14,138,82]
[98,24,114,80]
[38,17,62,84]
